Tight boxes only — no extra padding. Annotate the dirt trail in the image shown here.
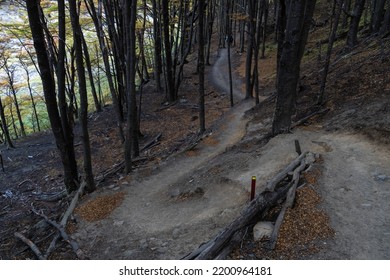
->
[236,124,390,259]
[75,49,390,260]
[75,49,257,259]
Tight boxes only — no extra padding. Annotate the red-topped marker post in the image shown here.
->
[251,176,256,201]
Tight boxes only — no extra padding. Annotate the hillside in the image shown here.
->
[0,1,389,260]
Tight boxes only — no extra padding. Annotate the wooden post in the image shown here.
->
[295,139,302,155]
[251,176,256,201]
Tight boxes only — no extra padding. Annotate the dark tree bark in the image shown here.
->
[175,3,197,95]
[272,0,317,135]
[226,0,234,107]
[245,0,256,99]
[380,0,390,35]
[85,0,124,142]
[69,0,95,192]
[57,0,78,191]
[2,59,26,137]
[205,0,216,65]
[0,97,14,149]
[151,0,163,93]
[124,0,138,173]
[346,0,366,49]
[317,0,344,105]
[276,0,287,85]
[26,0,79,192]
[198,0,206,134]
[342,0,352,28]
[162,0,176,102]
[253,0,266,105]
[81,33,102,112]
[20,58,41,132]
[371,0,386,33]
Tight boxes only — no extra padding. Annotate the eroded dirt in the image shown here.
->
[1,35,389,260]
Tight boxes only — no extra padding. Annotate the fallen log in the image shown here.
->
[32,206,85,259]
[140,133,162,152]
[291,108,329,128]
[183,151,315,259]
[14,232,44,260]
[214,228,248,260]
[266,157,307,250]
[44,181,86,259]
[264,152,308,192]
[184,183,291,260]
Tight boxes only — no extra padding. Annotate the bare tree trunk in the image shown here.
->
[124,0,138,173]
[205,0,215,65]
[81,33,102,112]
[2,59,26,137]
[272,0,317,135]
[317,0,344,105]
[69,0,95,193]
[0,97,14,148]
[85,0,125,142]
[27,0,79,192]
[20,58,41,131]
[371,0,386,33]
[245,0,256,99]
[162,0,176,102]
[151,0,163,93]
[380,0,390,35]
[346,0,366,49]
[198,0,206,134]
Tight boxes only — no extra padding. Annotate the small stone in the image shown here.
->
[113,220,124,226]
[361,203,372,207]
[305,153,316,165]
[123,250,136,257]
[157,247,167,254]
[253,221,274,241]
[374,174,389,181]
[172,228,180,238]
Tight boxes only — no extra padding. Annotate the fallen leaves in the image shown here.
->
[75,192,126,222]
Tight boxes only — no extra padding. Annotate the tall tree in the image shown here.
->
[84,0,125,142]
[272,0,317,135]
[161,0,176,102]
[124,0,138,173]
[2,58,26,137]
[346,0,366,49]
[151,0,163,93]
[0,95,14,148]
[26,0,79,192]
[19,57,41,132]
[198,0,206,134]
[317,0,344,105]
[69,0,95,192]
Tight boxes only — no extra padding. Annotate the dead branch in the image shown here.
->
[95,156,149,186]
[34,189,68,202]
[31,206,85,259]
[266,157,307,250]
[184,182,292,260]
[264,152,308,192]
[14,232,44,260]
[0,153,4,172]
[140,133,162,152]
[44,181,86,259]
[214,228,247,260]
[291,108,329,128]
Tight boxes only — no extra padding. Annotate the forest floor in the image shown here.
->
[1,34,389,260]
